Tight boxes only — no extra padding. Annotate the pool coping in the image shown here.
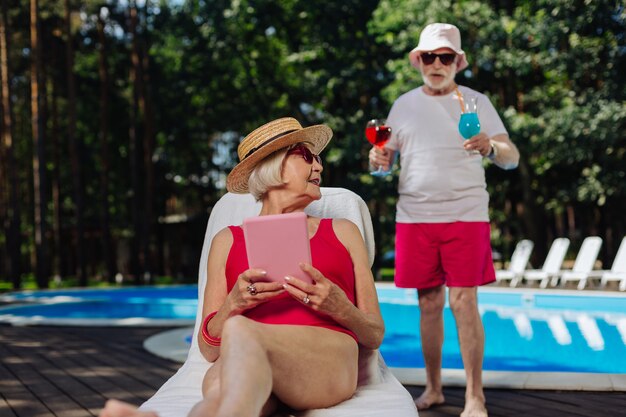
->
[392,367,626,392]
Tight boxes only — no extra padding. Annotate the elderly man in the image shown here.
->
[369,23,519,417]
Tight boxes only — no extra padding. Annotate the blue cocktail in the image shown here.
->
[456,93,481,155]
[458,112,480,139]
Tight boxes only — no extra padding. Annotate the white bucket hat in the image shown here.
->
[408,23,468,73]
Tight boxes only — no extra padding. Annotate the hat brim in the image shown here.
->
[409,47,468,73]
[226,124,332,194]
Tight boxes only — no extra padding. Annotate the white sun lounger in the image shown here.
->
[559,236,603,290]
[495,239,534,287]
[520,238,570,288]
[599,236,626,291]
[140,187,418,417]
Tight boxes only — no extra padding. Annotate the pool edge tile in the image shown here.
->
[609,374,626,391]
[390,368,626,391]
[524,372,613,391]
[482,371,528,389]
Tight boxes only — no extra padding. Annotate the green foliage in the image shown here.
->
[1,0,625,287]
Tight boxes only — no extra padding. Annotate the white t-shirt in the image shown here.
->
[386,85,508,223]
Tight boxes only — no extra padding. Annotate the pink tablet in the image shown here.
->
[242,212,313,284]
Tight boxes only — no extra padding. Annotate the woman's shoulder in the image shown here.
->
[327,218,360,239]
[211,226,237,249]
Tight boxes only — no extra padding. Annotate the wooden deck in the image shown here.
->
[1,325,625,417]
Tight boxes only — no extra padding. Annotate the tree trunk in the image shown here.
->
[50,52,63,282]
[140,0,155,282]
[126,0,157,283]
[0,78,6,281]
[128,2,143,284]
[0,0,21,288]
[96,10,116,283]
[64,0,87,286]
[30,0,49,288]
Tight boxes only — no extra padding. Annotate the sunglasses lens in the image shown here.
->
[421,53,436,65]
[440,54,455,65]
[421,53,455,66]
[305,148,322,165]
[288,145,321,165]
[302,148,313,164]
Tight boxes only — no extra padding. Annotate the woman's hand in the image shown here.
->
[283,263,350,318]
[226,269,285,315]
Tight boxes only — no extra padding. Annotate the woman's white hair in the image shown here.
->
[247,148,289,201]
[247,142,314,201]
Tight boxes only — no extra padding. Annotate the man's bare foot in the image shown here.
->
[460,397,488,417]
[414,388,445,410]
[99,399,158,417]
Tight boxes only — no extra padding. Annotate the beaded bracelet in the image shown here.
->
[201,311,221,346]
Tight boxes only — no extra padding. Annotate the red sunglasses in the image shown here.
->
[287,144,322,165]
[421,52,456,66]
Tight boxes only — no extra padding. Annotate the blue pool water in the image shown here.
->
[377,288,626,374]
[2,285,625,374]
[0,286,198,319]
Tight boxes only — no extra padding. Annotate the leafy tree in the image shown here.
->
[1,0,624,288]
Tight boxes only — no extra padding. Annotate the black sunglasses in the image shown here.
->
[421,52,456,66]
[287,144,322,165]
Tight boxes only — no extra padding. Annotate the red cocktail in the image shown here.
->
[366,119,392,176]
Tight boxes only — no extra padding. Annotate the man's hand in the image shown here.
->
[463,132,492,156]
[369,146,393,171]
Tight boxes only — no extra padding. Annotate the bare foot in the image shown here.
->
[460,397,488,417]
[99,399,158,417]
[414,388,445,410]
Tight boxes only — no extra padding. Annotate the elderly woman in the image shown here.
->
[99,117,385,417]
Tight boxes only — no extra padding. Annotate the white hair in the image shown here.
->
[247,148,289,201]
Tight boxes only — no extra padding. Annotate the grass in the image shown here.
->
[0,274,186,293]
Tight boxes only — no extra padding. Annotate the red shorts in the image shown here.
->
[394,222,495,289]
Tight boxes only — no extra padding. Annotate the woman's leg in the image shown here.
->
[99,317,357,417]
[215,315,358,416]
[187,362,221,417]
[189,357,279,417]
[98,400,157,417]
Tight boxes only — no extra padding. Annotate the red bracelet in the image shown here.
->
[201,311,221,346]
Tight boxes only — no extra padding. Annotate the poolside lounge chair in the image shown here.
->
[495,239,534,287]
[599,236,626,291]
[558,236,603,290]
[140,187,418,417]
[520,237,570,288]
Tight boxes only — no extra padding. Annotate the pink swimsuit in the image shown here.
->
[225,218,357,341]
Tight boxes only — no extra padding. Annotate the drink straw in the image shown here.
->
[454,86,465,113]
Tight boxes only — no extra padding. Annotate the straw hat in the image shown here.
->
[226,117,332,193]
[408,23,468,73]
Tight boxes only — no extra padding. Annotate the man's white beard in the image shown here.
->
[423,71,456,93]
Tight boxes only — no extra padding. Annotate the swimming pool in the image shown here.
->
[0,285,198,326]
[377,287,626,374]
[2,284,626,376]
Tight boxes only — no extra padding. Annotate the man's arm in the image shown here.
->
[489,133,519,170]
